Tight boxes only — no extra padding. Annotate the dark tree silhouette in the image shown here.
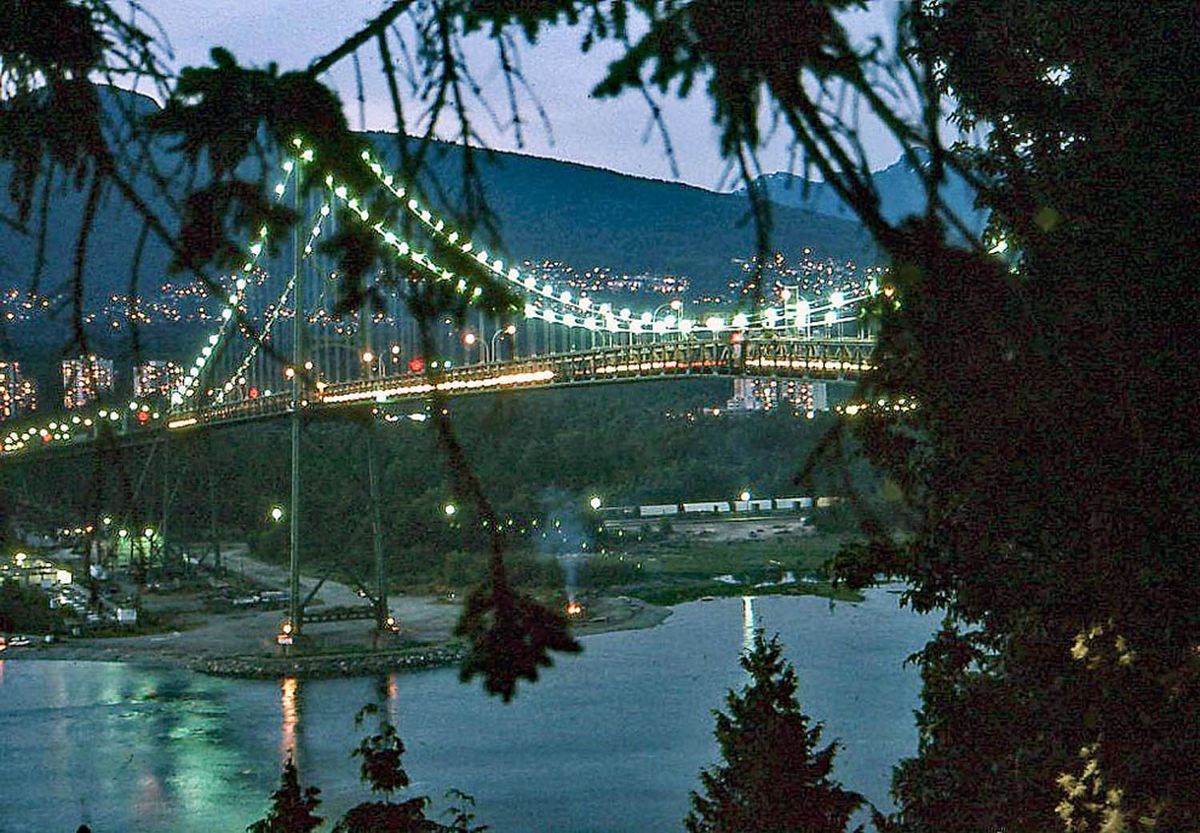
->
[334,706,437,833]
[827,5,1200,831]
[686,631,863,833]
[256,695,488,833]
[247,757,323,833]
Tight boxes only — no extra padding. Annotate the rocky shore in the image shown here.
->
[15,564,672,678]
[195,644,465,679]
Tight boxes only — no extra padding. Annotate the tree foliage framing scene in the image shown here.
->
[0,1,1196,832]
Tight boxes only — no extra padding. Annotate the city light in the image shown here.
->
[270,505,285,523]
[589,496,602,510]
[443,503,457,516]
[277,619,295,646]
[0,145,882,464]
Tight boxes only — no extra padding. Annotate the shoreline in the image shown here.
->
[5,593,674,679]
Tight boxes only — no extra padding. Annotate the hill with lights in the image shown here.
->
[0,86,877,391]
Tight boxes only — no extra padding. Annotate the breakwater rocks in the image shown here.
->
[195,645,464,679]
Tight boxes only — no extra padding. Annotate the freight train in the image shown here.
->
[601,496,836,519]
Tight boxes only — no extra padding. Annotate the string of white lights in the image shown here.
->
[171,155,304,407]
[211,194,334,406]
[1,137,893,457]
[353,146,878,335]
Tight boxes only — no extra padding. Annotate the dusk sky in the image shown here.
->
[139,1,909,190]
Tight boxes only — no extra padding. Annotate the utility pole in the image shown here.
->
[288,161,304,637]
[160,437,169,556]
[208,444,222,573]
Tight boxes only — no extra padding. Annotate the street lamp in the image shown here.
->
[489,324,516,363]
[589,496,602,511]
[443,503,457,517]
[739,490,751,503]
[652,299,684,340]
[361,350,377,379]
[269,505,285,523]
[653,299,683,318]
[462,331,480,364]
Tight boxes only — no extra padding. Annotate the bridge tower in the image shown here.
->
[287,164,304,638]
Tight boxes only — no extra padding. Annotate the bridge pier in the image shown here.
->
[365,420,389,632]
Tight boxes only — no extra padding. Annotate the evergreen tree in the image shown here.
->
[686,631,862,833]
[247,758,322,833]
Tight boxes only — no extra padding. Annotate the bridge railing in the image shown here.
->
[2,336,877,458]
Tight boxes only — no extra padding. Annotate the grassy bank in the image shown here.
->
[627,580,862,606]
[581,532,860,606]
[247,529,859,609]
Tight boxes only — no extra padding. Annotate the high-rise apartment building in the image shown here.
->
[0,361,38,420]
[133,360,182,400]
[723,377,829,416]
[62,355,114,409]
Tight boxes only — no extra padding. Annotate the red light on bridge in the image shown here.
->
[136,411,150,424]
[248,387,259,399]
[731,332,745,344]
[408,358,425,373]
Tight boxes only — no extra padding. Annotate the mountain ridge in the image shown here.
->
[739,150,987,235]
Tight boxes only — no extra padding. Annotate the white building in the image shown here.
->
[133,360,182,399]
[62,355,114,409]
[0,361,38,420]
[723,377,829,415]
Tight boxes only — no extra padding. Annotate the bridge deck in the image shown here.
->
[2,336,873,460]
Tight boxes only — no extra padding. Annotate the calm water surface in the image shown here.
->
[0,589,933,833]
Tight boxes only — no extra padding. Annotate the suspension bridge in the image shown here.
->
[1,143,890,638]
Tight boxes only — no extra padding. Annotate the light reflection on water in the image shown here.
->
[742,594,756,652]
[280,676,299,762]
[0,588,933,833]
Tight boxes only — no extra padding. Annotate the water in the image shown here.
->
[0,589,933,833]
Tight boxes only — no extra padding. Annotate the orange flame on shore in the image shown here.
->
[566,601,583,618]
